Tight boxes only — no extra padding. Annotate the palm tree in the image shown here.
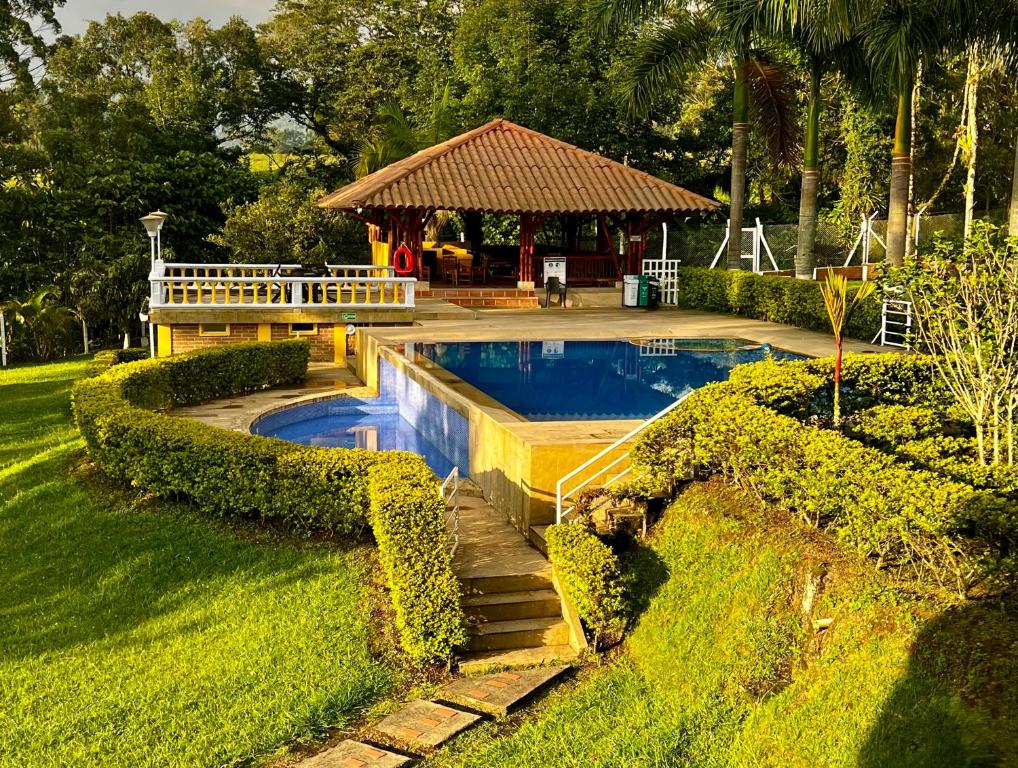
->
[1,288,75,361]
[598,0,797,270]
[821,274,875,425]
[742,0,872,279]
[355,85,456,178]
[862,0,992,265]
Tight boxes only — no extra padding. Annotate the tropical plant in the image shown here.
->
[598,0,797,269]
[820,274,876,425]
[1,287,75,361]
[861,0,1015,265]
[898,223,1018,466]
[742,0,873,279]
[355,85,457,177]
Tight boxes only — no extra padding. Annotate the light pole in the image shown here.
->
[140,210,169,267]
[140,211,169,353]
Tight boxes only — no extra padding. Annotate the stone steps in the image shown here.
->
[466,617,571,652]
[458,645,578,676]
[463,589,561,623]
[295,667,573,765]
[529,524,550,555]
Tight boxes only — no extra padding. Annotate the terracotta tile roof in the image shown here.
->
[318,119,719,216]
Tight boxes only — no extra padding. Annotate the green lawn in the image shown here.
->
[426,483,1018,768]
[0,358,391,767]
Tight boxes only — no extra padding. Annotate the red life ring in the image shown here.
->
[392,244,415,276]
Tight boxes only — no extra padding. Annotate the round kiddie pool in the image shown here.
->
[252,338,802,477]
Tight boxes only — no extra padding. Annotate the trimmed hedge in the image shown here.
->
[72,340,464,664]
[632,382,1018,596]
[671,267,882,341]
[369,458,467,663]
[90,347,149,374]
[545,523,627,648]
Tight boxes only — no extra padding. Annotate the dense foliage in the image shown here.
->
[71,340,464,663]
[633,379,1017,597]
[669,267,883,340]
[545,523,627,649]
[636,353,1018,596]
[2,0,1017,359]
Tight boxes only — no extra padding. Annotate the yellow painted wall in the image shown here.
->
[333,324,346,364]
[156,325,172,357]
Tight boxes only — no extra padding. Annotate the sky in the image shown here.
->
[56,0,278,36]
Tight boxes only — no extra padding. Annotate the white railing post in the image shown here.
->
[554,388,693,524]
[440,466,460,556]
[405,280,415,308]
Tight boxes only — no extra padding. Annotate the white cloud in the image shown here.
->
[57,0,277,36]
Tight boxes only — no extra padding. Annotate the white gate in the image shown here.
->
[709,218,778,273]
[641,258,682,305]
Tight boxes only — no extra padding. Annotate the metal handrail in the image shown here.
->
[440,466,460,557]
[555,388,693,524]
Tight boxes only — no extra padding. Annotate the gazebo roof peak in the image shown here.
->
[318,118,719,217]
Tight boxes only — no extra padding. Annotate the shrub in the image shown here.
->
[849,404,943,448]
[672,268,882,341]
[545,523,627,648]
[727,353,948,418]
[90,347,148,374]
[72,340,466,664]
[368,456,466,664]
[633,383,1017,596]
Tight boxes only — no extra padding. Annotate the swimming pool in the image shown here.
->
[254,337,800,476]
[415,338,800,421]
[253,357,468,478]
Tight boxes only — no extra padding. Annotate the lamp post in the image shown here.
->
[140,210,169,267]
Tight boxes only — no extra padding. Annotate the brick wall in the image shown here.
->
[170,324,258,355]
[169,322,336,361]
[270,323,336,362]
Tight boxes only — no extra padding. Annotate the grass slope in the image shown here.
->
[0,358,391,767]
[427,483,1018,768]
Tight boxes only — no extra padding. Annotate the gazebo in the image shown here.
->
[319,119,719,290]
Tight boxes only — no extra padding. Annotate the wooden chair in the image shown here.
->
[459,256,475,286]
[471,254,489,284]
[441,255,460,286]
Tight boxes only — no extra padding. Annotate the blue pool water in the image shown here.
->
[253,358,468,478]
[254,338,800,476]
[416,339,800,421]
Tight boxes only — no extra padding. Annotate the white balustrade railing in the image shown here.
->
[440,466,461,557]
[149,261,415,309]
[555,388,693,524]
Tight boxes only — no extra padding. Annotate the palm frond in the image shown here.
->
[744,54,800,168]
[591,0,674,36]
[623,15,715,116]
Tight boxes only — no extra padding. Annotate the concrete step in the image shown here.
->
[529,525,550,555]
[466,617,570,652]
[436,665,571,718]
[459,644,579,676]
[459,571,554,595]
[368,700,480,754]
[463,589,561,623]
[297,739,412,767]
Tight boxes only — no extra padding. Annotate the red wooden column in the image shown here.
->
[624,214,657,274]
[518,212,546,288]
[388,208,426,279]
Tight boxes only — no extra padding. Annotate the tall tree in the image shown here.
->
[863,0,993,265]
[744,0,872,278]
[258,0,459,157]
[0,0,62,89]
[599,0,797,269]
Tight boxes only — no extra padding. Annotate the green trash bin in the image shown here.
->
[637,275,650,307]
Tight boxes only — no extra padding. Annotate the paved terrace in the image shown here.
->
[370,306,888,357]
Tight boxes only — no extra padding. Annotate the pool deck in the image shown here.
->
[174,307,890,433]
[369,307,888,358]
